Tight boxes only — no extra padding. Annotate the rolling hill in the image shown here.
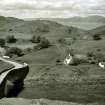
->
[0,16,23,30]
[50,16,105,30]
[51,15,105,23]
[26,16,105,30]
[0,16,90,40]
[90,25,105,36]
[26,15,105,23]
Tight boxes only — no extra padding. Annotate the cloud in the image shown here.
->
[0,0,79,11]
[0,0,104,18]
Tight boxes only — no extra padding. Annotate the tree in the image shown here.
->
[58,38,66,44]
[6,35,17,43]
[93,52,105,62]
[5,47,24,57]
[31,35,41,43]
[87,51,105,63]
[0,38,5,47]
[9,29,13,32]
[38,37,50,49]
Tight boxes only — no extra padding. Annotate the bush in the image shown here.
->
[87,51,94,57]
[93,34,101,40]
[93,52,105,62]
[0,38,5,47]
[31,35,41,43]
[38,37,50,49]
[5,47,24,57]
[6,35,17,43]
[9,29,13,32]
[71,57,80,66]
[87,51,105,63]
[58,38,66,44]
[72,56,88,66]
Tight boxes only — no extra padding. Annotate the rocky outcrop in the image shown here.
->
[0,57,29,98]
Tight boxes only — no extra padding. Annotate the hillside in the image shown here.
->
[0,16,90,40]
[0,16,23,30]
[15,42,105,103]
[26,16,105,30]
[90,25,105,36]
[46,16,105,23]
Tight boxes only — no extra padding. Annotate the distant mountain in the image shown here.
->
[26,15,105,23]
[44,16,105,23]
[25,16,105,30]
[0,16,90,40]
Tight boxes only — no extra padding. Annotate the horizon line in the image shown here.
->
[0,14,105,20]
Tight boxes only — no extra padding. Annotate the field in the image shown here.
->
[0,16,105,105]
[13,38,105,103]
[70,39,105,54]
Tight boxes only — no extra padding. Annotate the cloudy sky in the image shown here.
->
[0,0,104,18]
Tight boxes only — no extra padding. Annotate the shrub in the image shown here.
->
[9,29,13,32]
[93,52,105,62]
[58,38,70,45]
[58,38,66,44]
[5,47,24,57]
[87,51,94,57]
[93,34,101,40]
[31,35,41,43]
[68,28,72,33]
[71,57,80,65]
[38,37,50,49]
[87,51,105,63]
[72,57,88,66]
[0,38,5,47]
[6,35,17,43]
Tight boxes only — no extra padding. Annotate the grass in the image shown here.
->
[70,39,105,55]
[16,42,105,103]
[0,16,105,104]
[2,33,104,103]
[18,64,105,103]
